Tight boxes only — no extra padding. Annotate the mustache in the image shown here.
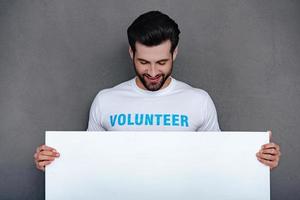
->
[143,74,162,78]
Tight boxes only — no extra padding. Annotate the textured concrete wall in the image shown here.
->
[0,0,299,199]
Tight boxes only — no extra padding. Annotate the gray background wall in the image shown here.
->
[0,0,299,199]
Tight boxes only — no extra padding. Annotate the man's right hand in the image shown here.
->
[34,144,60,171]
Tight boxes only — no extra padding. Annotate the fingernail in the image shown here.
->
[53,150,57,152]
[56,153,60,156]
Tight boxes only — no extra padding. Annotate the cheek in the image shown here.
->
[160,63,173,73]
[134,60,149,72]
[134,63,146,73]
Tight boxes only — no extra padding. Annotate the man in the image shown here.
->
[34,11,281,171]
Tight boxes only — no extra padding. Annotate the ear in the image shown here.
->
[129,46,134,60]
[172,46,179,61]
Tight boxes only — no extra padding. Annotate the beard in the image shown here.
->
[133,61,173,91]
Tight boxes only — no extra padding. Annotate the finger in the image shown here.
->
[256,152,277,161]
[40,145,56,152]
[35,160,43,171]
[268,130,272,141]
[36,145,56,153]
[37,160,52,170]
[37,160,53,168]
[260,149,279,155]
[40,150,60,157]
[44,160,53,166]
[257,157,277,168]
[36,163,45,171]
[262,143,280,151]
[37,155,56,161]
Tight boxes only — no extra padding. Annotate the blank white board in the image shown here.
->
[46,131,270,200]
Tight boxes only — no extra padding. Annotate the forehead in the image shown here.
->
[135,40,172,60]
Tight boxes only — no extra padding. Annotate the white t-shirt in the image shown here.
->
[87,77,220,132]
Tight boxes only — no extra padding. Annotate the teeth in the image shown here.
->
[148,76,160,80]
[144,75,161,81]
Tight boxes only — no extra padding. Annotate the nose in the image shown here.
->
[148,64,158,77]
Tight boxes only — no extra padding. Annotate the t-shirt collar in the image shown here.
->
[131,76,176,96]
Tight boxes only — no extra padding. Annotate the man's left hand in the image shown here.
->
[256,131,281,170]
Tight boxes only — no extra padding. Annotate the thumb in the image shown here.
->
[268,130,272,142]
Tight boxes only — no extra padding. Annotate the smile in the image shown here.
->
[145,75,161,83]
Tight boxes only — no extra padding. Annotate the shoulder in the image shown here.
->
[91,78,133,103]
[174,79,211,100]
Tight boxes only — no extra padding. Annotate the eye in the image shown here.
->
[139,61,148,65]
[158,62,166,65]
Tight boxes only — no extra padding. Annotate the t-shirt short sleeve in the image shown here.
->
[86,92,106,131]
[196,93,220,132]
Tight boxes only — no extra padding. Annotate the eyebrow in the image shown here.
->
[137,58,169,63]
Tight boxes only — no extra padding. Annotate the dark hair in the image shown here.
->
[127,11,180,54]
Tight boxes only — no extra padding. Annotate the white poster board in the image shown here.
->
[45,131,270,200]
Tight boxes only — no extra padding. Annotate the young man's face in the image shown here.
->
[129,40,178,91]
